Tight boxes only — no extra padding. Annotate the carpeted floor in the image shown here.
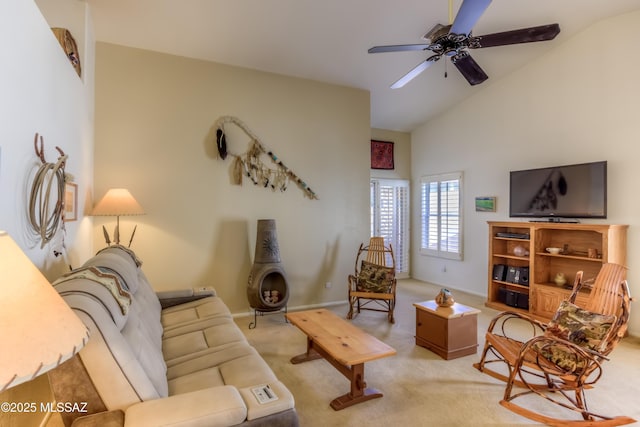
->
[235,279,640,427]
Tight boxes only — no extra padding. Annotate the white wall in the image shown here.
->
[93,43,371,314]
[411,10,640,336]
[0,0,94,278]
[0,0,95,424]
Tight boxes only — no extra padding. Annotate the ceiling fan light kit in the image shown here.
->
[422,23,451,44]
[369,0,561,88]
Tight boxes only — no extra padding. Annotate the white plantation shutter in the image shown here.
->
[420,172,463,260]
[370,179,409,277]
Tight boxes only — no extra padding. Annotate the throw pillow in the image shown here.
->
[537,300,616,371]
[356,260,394,293]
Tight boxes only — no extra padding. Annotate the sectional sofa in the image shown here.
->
[51,245,298,426]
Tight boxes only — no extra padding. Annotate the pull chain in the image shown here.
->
[446,0,453,78]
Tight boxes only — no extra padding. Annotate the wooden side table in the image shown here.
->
[413,300,481,360]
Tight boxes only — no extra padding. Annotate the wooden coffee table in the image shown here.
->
[285,309,396,410]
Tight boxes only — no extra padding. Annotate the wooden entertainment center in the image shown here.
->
[486,221,628,320]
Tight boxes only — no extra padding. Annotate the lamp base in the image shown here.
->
[101,221,138,247]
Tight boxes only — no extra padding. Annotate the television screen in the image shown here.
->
[509,161,607,219]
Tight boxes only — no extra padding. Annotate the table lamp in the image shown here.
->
[0,231,89,392]
[92,188,145,246]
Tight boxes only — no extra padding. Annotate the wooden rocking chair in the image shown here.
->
[347,237,397,323]
[474,263,635,426]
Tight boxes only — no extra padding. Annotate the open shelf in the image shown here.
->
[486,221,628,321]
[494,255,529,262]
[535,252,603,262]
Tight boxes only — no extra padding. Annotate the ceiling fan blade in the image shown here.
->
[390,55,440,89]
[451,52,488,85]
[472,23,561,48]
[368,44,432,54]
[450,0,492,36]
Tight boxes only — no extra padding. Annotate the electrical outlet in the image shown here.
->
[325,282,332,289]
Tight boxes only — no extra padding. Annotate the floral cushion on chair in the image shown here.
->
[537,300,616,371]
[356,260,394,293]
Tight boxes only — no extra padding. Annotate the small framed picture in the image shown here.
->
[371,140,394,170]
[64,182,78,221]
[475,196,496,212]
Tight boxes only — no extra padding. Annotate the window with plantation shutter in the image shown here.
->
[370,179,409,277]
[420,172,463,260]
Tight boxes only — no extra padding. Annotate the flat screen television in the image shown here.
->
[509,161,607,219]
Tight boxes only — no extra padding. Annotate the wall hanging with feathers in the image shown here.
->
[213,116,318,200]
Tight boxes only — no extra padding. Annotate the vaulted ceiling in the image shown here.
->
[86,0,640,132]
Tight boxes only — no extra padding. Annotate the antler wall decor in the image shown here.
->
[213,116,318,200]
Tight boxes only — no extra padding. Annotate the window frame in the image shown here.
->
[419,171,463,260]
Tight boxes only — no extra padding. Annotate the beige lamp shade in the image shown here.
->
[92,188,145,246]
[0,231,89,392]
[92,188,145,216]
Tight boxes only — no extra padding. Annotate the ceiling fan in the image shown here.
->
[369,0,560,87]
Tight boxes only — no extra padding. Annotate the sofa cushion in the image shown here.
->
[69,302,164,408]
[122,310,169,397]
[54,267,131,315]
[137,270,162,317]
[168,366,225,395]
[162,315,236,339]
[88,247,164,349]
[218,353,278,389]
[163,321,247,364]
[131,270,163,348]
[54,278,129,332]
[166,343,259,380]
[84,250,141,293]
[124,387,247,427]
[97,244,143,266]
[162,297,232,330]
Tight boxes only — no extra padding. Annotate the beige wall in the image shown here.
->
[93,43,371,313]
[411,10,640,336]
[371,128,411,181]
